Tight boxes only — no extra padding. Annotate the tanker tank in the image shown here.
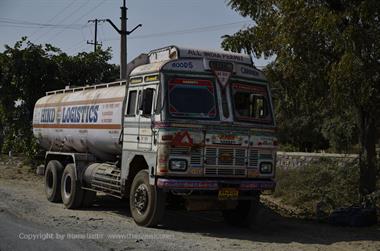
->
[32,82,126,161]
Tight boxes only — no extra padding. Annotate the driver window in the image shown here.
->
[141,88,155,116]
[126,90,137,116]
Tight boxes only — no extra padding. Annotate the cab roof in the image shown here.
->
[148,45,252,65]
[129,45,256,77]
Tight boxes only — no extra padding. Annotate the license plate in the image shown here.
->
[218,188,239,200]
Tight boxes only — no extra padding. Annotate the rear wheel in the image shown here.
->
[44,160,63,203]
[129,170,166,227]
[222,195,260,227]
[61,164,84,209]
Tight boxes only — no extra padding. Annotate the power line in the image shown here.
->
[103,21,250,41]
[45,0,107,43]
[0,24,87,30]
[65,24,93,52]
[100,22,106,42]
[28,0,76,39]
[0,18,83,27]
[36,0,91,42]
[0,19,87,29]
[66,37,87,52]
[70,42,88,55]
[0,17,46,25]
[0,18,53,25]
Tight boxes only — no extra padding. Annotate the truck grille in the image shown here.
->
[169,147,202,167]
[190,148,202,166]
[168,146,270,177]
[205,147,246,166]
[204,167,246,177]
[249,149,259,168]
[203,147,247,177]
[260,153,273,160]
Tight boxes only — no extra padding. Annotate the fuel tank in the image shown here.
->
[32,82,126,161]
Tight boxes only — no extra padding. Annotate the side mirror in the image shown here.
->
[140,88,154,116]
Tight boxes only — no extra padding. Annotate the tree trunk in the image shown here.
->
[358,108,378,196]
[0,122,3,152]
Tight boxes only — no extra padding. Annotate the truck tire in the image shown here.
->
[82,190,96,208]
[61,164,84,209]
[44,160,63,203]
[222,196,260,227]
[129,170,166,227]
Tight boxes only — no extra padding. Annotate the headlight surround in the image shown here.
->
[169,159,188,172]
[260,162,273,174]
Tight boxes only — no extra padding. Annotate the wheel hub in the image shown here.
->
[134,184,148,215]
[63,175,72,199]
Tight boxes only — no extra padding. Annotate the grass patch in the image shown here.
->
[273,159,362,216]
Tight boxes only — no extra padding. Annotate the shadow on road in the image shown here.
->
[85,194,132,218]
[85,194,380,245]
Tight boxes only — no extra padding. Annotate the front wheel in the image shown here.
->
[222,195,260,227]
[129,170,166,227]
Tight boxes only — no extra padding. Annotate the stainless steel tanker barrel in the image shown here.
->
[32,82,126,161]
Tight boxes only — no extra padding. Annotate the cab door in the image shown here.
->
[137,86,156,150]
[123,87,140,150]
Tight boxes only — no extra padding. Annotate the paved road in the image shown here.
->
[0,210,102,251]
[0,166,379,251]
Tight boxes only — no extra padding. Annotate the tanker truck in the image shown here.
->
[33,46,277,227]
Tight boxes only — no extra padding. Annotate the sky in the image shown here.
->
[0,0,270,67]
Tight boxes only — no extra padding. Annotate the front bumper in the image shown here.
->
[156,178,276,191]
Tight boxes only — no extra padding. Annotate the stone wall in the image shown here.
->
[276,151,358,170]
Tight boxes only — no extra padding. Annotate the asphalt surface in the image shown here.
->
[0,162,379,251]
[0,210,102,251]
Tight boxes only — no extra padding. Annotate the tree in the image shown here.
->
[222,0,380,195]
[54,47,119,87]
[0,38,119,158]
[0,56,4,150]
[0,38,63,155]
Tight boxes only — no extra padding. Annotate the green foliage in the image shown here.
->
[0,37,119,160]
[223,0,379,193]
[274,160,360,214]
[55,48,119,86]
[2,126,38,161]
[223,0,379,148]
[2,38,63,123]
[321,111,358,153]
[278,143,298,152]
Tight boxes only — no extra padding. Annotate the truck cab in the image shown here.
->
[122,46,277,226]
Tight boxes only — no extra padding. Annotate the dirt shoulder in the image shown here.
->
[0,157,379,251]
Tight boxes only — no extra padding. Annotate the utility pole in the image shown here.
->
[120,0,127,80]
[105,0,142,80]
[87,19,106,52]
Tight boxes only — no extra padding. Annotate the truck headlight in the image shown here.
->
[169,159,188,171]
[260,162,273,174]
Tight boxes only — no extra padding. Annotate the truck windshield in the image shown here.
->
[231,83,273,124]
[168,78,217,119]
